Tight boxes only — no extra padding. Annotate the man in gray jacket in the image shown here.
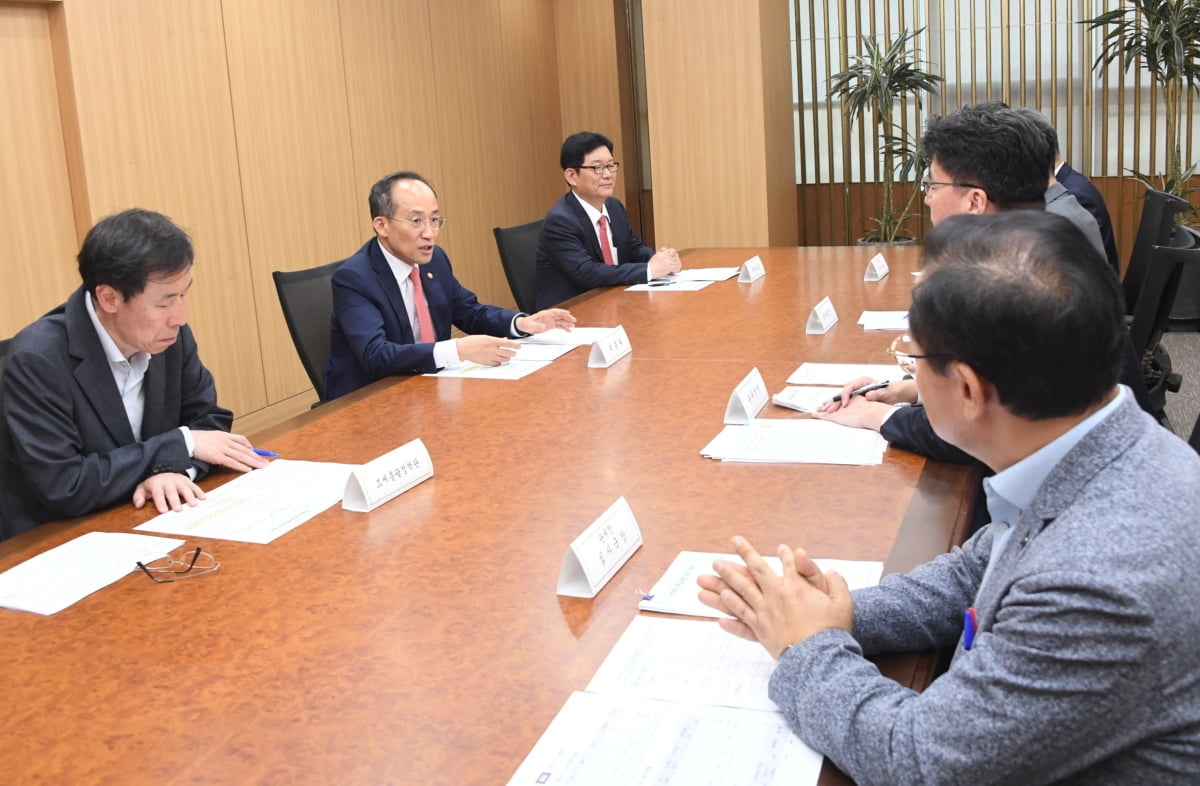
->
[700,211,1200,784]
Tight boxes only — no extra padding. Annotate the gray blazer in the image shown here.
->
[0,288,232,539]
[769,395,1200,785]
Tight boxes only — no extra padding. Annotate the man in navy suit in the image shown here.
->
[324,171,575,400]
[1056,154,1120,274]
[534,132,681,310]
[0,209,268,540]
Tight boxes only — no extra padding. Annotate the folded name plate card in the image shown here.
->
[738,255,766,283]
[342,438,433,513]
[557,497,643,598]
[864,252,890,281]
[588,325,632,368]
[724,367,769,425]
[805,296,839,334]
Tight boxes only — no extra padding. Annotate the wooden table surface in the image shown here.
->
[0,246,977,785]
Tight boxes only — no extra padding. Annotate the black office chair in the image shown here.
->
[1127,245,1200,422]
[492,219,544,313]
[271,260,342,402]
[1123,189,1190,315]
[1167,224,1200,325]
[1189,410,1200,454]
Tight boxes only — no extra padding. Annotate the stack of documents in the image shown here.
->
[857,310,909,330]
[700,419,887,465]
[771,385,841,413]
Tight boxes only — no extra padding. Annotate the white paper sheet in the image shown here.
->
[786,362,902,385]
[0,531,185,615]
[509,343,577,362]
[857,311,909,330]
[625,280,714,292]
[426,359,552,379]
[588,616,779,711]
[637,550,883,619]
[700,419,888,465]
[507,692,822,786]
[771,386,842,413]
[135,459,355,544]
[519,327,616,346]
[664,267,740,282]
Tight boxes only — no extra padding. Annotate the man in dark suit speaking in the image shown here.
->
[0,209,268,540]
[324,171,575,400]
[534,131,680,310]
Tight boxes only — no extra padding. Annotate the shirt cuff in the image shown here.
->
[178,427,198,480]
[877,405,903,427]
[511,313,530,338]
[434,339,459,368]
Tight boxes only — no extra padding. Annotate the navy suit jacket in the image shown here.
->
[324,239,519,400]
[0,288,231,540]
[535,193,654,310]
[1057,162,1120,273]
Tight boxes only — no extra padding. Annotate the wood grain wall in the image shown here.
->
[0,0,577,426]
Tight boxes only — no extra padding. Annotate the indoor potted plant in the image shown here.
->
[828,27,942,244]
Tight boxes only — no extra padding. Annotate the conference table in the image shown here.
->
[0,246,979,785]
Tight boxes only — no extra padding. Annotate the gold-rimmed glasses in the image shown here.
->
[387,215,447,231]
[887,334,953,375]
[136,547,220,583]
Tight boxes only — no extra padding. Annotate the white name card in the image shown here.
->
[342,438,433,513]
[588,325,632,368]
[864,252,890,281]
[724,367,769,424]
[806,296,839,334]
[557,497,643,598]
[738,255,766,282]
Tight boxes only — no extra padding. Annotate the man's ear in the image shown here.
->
[952,361,996,422]
[564,169,578,189]
[92,284,123,314]
[372,215,389,238]
[966,188,990,215]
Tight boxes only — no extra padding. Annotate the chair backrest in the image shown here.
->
[1123,188,1190,313]
[493,219,544,313]
[1189,409,1200,454]
[271,260,342,401]
[1128,245,1192,363]
[0,336,12,384]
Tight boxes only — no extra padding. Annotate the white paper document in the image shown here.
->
[135,459,355,544]
[638,550,883,619]
[427,359,552,380]
[786,362,901,385]
[588,616,779,711]
[520,327,615,346]
[507,691,822,786]
[664,267,740,282]
[625,279,714,292]
[700,419,888,465]
[771,386,841,413]
[0,531,185,615]
[857,311,909,330]
[509,343,577,362]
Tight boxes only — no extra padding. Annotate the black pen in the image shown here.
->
[830,380,889,403]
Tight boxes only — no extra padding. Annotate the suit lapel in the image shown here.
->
[142,353,167,435]
[367,241,415,343]
[65,290,136,445]
[565,194,604,263]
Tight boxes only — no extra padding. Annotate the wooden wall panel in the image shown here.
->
[759,0,798,247]
[57,0,265,415]
[0,5,79,338]
[221,0,361,403]
[642,0,794,249]
[427,0,563,310]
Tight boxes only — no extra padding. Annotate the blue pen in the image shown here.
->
[962,607,978,650]
[253,448,279,458]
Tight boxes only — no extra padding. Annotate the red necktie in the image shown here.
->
[598,215,616,266]
[409,265,435,343]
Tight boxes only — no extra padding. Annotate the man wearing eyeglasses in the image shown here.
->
[534,131,681,310]
[701,212,1200,784]
[324,171,576,401]
[0,209,269,541]
[816,103,1149,470]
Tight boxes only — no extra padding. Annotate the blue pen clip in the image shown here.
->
[963,607,978,650]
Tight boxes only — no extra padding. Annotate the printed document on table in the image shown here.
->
[520,327,616,346]
[771,386,842,413]
[625,280,713,292]
[135,459,355,544]
[664,267,740,282]
[857,311,909,330]
[507,691,822,786]
[0,531,184,615]
[786,362,901,385]
[701,419,888,465]
[508,343,576,362]
[638,550,883,619]
[426,359,552,380]
[587,616,779,711]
